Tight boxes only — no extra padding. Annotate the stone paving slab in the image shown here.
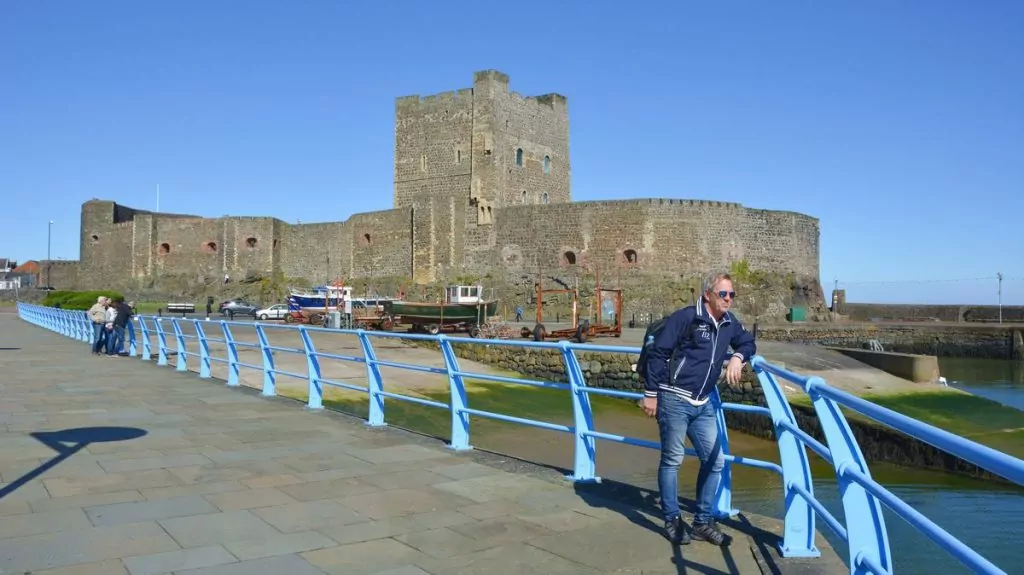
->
[0,313,845,574]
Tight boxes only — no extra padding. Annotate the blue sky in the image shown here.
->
[2,1,1021,304]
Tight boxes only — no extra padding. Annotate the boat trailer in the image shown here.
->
[521,277,623,342]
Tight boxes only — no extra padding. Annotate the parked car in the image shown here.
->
[220,300,259,317]
[256,304,290,321]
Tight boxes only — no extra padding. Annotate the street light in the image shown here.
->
[997,272,1003,324]
[47,220,53,289]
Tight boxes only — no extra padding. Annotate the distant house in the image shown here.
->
[14,261,39,275]
[10,261,41,288]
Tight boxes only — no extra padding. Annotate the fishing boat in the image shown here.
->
[383,284,498,335]
[287,284,352,312]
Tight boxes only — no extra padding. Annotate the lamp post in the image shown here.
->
[47,220,53,289]
[997,272,1003,324]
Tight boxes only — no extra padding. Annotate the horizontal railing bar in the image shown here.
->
[318,379,369,393]
[236,361,262,370]
[815,385,1024,486]
[208,357,230,364]
[268,368,307,380]
[231,341,260,349]
[579,386,641,399]
[370,359,447,375]
[459,408,573,433]
[376,391,448,410]
[721,403,772,416]
[789,482,847,541]
[776,419,833,464]
[264,345,304,354]
[452,370,571,391]
[312,351,365,363]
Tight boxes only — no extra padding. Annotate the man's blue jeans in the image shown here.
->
[107,326,124,355]
[91,323,107,354]
[657,391,725,525]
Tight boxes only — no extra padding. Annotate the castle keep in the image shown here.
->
[66,70,821,305]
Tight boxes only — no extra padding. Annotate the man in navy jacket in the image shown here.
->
[642,271,756,546]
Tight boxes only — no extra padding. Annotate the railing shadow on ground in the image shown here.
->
[16,302,1024,575]
[0,426,147,501]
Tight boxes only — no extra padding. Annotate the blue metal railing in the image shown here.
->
[16,302,1024,575]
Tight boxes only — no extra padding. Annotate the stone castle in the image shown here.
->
[57,70,821,311]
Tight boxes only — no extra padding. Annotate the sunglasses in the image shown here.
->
[715,290,736,300]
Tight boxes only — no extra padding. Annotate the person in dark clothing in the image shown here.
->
[108,298,133,356]
[642,271,756,546]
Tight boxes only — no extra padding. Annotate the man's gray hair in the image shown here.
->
[702,271,733,294]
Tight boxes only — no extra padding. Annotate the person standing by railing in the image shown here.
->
[87,296,108,356]
[641,271,756,546]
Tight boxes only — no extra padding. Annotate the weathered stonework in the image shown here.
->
[62,70,821,311]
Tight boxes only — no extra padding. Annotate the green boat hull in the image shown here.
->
[384,300,498,324]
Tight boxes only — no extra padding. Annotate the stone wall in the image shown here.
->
[842,302,1024,323]
[37,260,80,289]
[757,324,1024,360]
[64,70,822,314]
[427,340,1003,481]
[492,198,818,280]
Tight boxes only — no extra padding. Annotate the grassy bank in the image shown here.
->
[792,389,1024,460]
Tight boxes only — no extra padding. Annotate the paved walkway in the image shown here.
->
[0,313,842,574]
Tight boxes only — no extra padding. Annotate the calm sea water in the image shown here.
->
[465,356,1024,575]
[939,356,1024,412]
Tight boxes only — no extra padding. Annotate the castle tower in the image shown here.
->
[393,70,571,282]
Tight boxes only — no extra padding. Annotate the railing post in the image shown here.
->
[194,320,212,379]
[171,319,187,372]
[561,341,599,483]
[438,335,472,451]
[138,317,152,361]
[255,324,276,396]
[221,322,240,387]
[358,330,386,428]
[77,312,88,343]
[710,387,738,519]
[806,376,892,571]
[751,357,820,558]
[299,327,322,408]
[127,319,138,357]
[154,318,169,366]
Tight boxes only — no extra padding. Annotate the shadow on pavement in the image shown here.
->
[0,426,147,501]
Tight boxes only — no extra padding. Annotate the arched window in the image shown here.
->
[158,243,171,255]
[541,192,549,204]
[623,249,638,264]
[246,237,258,248]
[203,241,217,253]
[521,190,527,203]
[543,155,551,173]
[363,233,372,245]
[563,251,577,265]
[515,148,523,166]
